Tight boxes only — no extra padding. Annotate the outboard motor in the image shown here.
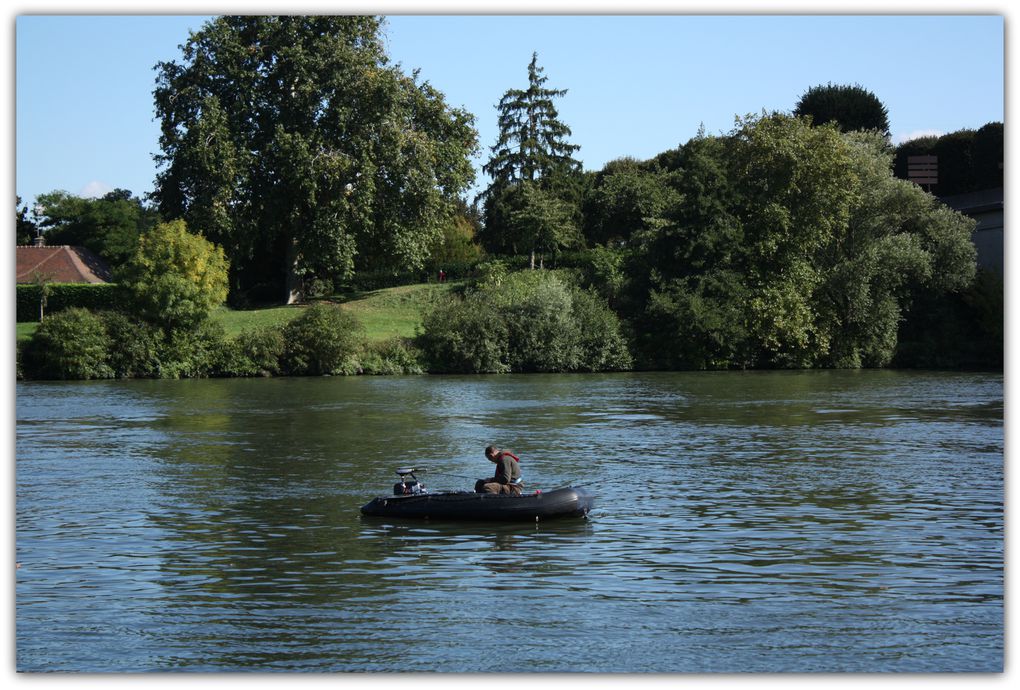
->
[393,467,427,496]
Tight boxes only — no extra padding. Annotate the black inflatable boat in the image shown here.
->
[360,467,594,522]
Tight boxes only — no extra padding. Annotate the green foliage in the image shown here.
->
[893,122,1003,196]
[567,288,633,372]
[576,245,628,305]
[428,212,483,269]
[16,196,36,245]
[282,303,362,375]
[418,270,631,373]
[895,268,1002,370]
[582,158,681,246]
[119,219,230,332]
[17,283,128,322]
[358,337,426,375]
[418,296,510,373]
[22,308,113,380]
[97,311,162,378]
[481,52,582,259]
[628,116,978,370]
[219,326,287,377]
[794,82,890,136]
[31,189,158,268]
[484,182,583,264]
[642,271,751,370]
[158,320,230,379]
[153,16,478,302]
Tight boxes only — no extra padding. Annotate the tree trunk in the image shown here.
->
[285,240,303,305]
[530,248,536,270]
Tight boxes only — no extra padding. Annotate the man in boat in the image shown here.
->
[475,446,523,495]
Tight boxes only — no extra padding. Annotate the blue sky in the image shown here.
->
[11,10,1006,208]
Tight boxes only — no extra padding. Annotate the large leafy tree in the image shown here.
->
[581,157,680,246]
[628,114,976,370]
[794,83,890,136]
[152,16,478,303]
[481,52,582,265]
[817,131,975,367]
[628,134,749,369]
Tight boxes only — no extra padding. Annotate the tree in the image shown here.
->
[427,209,482,272]
[484,181,582,266]
[795,83,890,136]
[119,219,230,333]
[16,196,36,245]
[484,52,580,186]
[26,270,54,322]
[628,133,750,369]
[893,122,1003,196]
[31,189,158,268]
[152,16,478,304]
[626,115,977,370]
[481,52,582,265]
[582,157,680,246]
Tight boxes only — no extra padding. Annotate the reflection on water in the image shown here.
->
[16,372,1003,672]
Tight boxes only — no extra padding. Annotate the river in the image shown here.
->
[15,371,1003,672]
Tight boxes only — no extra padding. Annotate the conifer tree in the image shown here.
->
[481,53,582,265]
[483,52,581,186]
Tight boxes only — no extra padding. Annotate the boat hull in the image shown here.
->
[360,486,594,521]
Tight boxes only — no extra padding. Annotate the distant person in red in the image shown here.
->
[475,446,523,495]
[438,269,446,282]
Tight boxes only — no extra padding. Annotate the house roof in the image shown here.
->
[16,245,112,284]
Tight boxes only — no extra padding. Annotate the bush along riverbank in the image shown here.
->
[17,303,427,381]
[16,265,1003,381]
[16,271,632,380]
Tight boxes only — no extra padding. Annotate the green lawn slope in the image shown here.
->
[16,281,462,345]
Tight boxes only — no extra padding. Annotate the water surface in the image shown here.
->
[16,371,1003,672]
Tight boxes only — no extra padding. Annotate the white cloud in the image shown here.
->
[78,180,114,198]
[893,129,944,145]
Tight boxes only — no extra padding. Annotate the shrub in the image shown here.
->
[490,270,580,372]
[223,326,287,377]
[17,283,128,322]
[22,308,113,380]
[418,270,632,373]
[569,288,633,371]
[282,303,362,375]
[359,337,425,375]
[158,320,229,379]
[418,297,510,374]
[577,246,627,304]
[97,311,162,378]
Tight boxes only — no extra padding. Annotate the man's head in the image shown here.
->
[485,445,498,462]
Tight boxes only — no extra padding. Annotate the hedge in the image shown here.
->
[16,283,129,322]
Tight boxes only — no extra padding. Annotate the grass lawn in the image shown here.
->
[15,281,463,345]
[16,322,37,342]
[210,304,305,337]
[333,281,461,342]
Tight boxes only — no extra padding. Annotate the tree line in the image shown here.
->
[17,16,1003,376]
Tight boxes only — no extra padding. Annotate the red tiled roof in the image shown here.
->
[16,245,112,284]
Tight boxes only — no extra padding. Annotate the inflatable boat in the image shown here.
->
[360,467,594,522]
